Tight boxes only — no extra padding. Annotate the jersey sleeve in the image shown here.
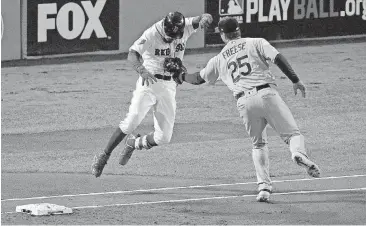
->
[199,56,220,85]
[183,17,198,39]
[129,30,153,55]
[254,38,279,63]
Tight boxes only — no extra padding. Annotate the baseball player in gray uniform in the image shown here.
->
[91,12,213,178]
[178,17,321,202]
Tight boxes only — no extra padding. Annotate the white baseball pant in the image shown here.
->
[237,87,307,185]
[119,78,177,145]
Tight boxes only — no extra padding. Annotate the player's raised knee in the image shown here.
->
[119,114,140,134]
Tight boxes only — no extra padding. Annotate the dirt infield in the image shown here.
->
[2,42,366,224]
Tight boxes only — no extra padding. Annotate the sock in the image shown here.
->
[104,127,127,155]
[134,137,143,150]
[289,134,307,156]
[134,134,157,150]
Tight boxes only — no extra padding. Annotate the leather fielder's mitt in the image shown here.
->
[163,57,186,85]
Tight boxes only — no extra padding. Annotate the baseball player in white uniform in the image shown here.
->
[92,11,213,178]
[180,17,321,202]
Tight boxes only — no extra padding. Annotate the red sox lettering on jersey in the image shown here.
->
[154,43,186,56]
[155,48,171,56]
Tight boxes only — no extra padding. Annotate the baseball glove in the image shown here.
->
[163,57,186,85]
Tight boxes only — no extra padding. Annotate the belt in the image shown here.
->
[235,84,271,100]
[155,74,172,81]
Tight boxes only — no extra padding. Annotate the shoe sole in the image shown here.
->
[293,155,320,178]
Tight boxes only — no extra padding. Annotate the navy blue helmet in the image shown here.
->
[164,12,185,39]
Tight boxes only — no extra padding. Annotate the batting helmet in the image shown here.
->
[163,12,185,39]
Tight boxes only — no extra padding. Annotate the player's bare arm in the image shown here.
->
[274,53,306,98]
[127,49,157,86]
[192,13,213,29]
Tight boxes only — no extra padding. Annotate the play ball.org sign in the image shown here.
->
[27,0,119,56]
[206,0,366,45]
[219,0,366,24]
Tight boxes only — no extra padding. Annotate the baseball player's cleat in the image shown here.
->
[257,190,271,202]
[256,183,272,202]
[91,152,110,178]
[292,152,320,178]
[119,134,140,165]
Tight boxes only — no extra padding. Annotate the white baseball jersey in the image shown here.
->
[129,17,197,75]
[200,38,280,95]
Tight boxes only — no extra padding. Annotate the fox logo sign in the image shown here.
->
[37,0,107,42]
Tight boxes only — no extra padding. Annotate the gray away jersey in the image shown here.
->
[200,38,279,96]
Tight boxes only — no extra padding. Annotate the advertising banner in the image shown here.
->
[1,0,22,61]
[206,0,366,45]
[27,0,119,56]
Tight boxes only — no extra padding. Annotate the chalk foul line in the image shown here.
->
[2,174,365,202]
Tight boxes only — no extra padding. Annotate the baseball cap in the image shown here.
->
[218,17,239,33]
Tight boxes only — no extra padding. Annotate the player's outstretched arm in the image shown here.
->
[192,13,213,29]
[183,72,206,85]
[274,53,306,98]
[182,56,218,85]
[174,56,217,86]
[128,50,157,86]
[162,57,206,85]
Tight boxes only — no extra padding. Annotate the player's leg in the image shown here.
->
[92,88,156,176]
[151,91,176,145]
[123,100,176,158]
[120,83,176,165]
[142,85,176,146]
[262,88,320,177]
[237,95,272,202]
[252,133,273,202]
[289,135,320,178]
[118,89,158,165]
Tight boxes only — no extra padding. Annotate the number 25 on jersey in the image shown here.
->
[227,54,252,83]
